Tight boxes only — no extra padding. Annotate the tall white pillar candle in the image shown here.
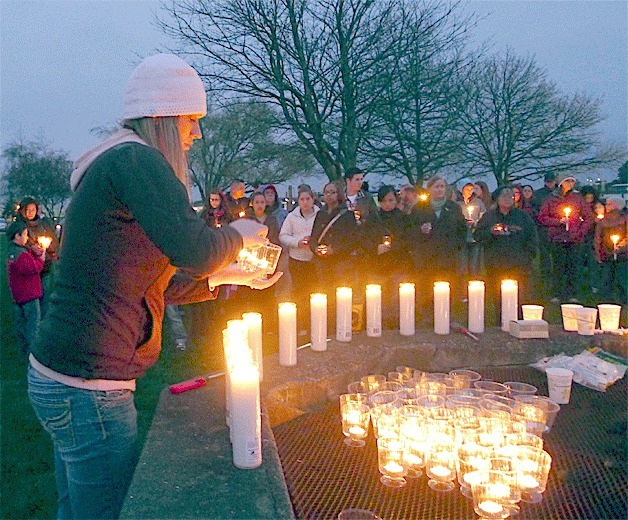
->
[310,293,328,351]
[501,279,518,332]
[468,280,485,334]
[336,287,353,342]
[433,282,450,335]
[242,312,263,381]
[366,284,382,337]
[230,363,262,469]
[399,283,415,336]
[278,302,297,366]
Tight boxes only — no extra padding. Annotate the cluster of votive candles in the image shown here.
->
[277,280,523,366]
[222,314,264,469]
[340,369,556,519]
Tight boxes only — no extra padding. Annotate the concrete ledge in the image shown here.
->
[120,379,295,520]
[261,326,620,426]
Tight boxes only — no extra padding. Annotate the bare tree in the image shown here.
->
[365,1,477,185]
[160,0,404,180]
[1,139,72,219]
[458,50,626,186]
[188,101,313,198]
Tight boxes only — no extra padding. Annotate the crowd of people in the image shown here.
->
[190,170,626,335]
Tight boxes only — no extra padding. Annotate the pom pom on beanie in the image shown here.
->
[123,54,207,120]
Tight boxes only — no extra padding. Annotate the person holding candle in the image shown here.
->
[475,186,539,322]
[263,184,289,229]
[201,189,232,228]
[407,175,466,320]
[580,185,603,294]
[344,166,377,214]
[225,179,250,220]
[26,54,280,520]
[6,220,46,353]
[457,182,486,280]
[279,186,320,333]
[538,173,594,303]
[15,196,60,317]
[594,196,627,305]
[246,192,280,245]
[474,181,493,211]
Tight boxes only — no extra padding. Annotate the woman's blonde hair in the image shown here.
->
[122,116,189,194]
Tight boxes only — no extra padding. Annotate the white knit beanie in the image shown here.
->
[122,54,207,120]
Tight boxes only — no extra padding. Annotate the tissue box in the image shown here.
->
[509,320,549,339]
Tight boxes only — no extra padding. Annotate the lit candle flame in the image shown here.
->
[239,211,245,218]
[37,236,52,249]
[563,207,572,218]
[610,234,620,246]
[419,193,428,202]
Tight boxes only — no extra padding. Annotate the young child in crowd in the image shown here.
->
[6,220,46,353]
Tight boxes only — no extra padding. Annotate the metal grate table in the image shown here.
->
[273,366,627,520]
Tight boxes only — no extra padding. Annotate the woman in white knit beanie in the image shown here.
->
[28,54,281,520]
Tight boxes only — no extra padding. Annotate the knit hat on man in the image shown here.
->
[122,54,207,120]
[605,196,626,211]
[556,172,577,186]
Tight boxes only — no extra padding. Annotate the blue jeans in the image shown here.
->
[27,365,138,519]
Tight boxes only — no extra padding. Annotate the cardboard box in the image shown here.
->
[509,319,549,339]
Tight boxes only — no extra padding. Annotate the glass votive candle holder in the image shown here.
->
[377,437,408,488]
[257,242,282,277]
[415,379,447,398]
[487,459,522,515]
[426,443,457,492]
[375,412,399,440]
[514,395,561,432]
[415,394,446,417]
[395,366,416,381]
[457,443,491,498]
[449,369,482,385]
[456,388,490,399]
[447,394,482,408]
[513,446,552,504]
[341,402,370,447]
[340,393,369,408]
[480,394,516,415]
[471,479,511,520]
[369,390,397,408]
[505,432,544,450]
[474,381,509,395]
[504,381,538,399]
[361,374,386,393]
[513,401,548,437]
[380,381,404,393]
[521,304,544,321]
[347,380,370,394]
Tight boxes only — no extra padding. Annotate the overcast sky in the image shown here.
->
[1,0,626,183]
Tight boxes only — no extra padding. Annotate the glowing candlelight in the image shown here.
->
[278,302,297,366]
[37,236,52,249]
[563,206,572,231]
[399,283,415,336]
[468,280,485,334]
[596,213,604,220]
[384,461,404,475]
[611,234,620,260]
[317,244,328,255]
[230,363,262,469]
[239,210,245,218]
[419,193,428,202]
[366,284,382,337]
[519,474,540,490]
[433,281,450,335]
[336,287,352,342]
[501,279,518,332]
[478,500,503,515]
[430,465,453,478]
[348,425,366,436]
[310,293,328,351]
[242,312,263,381]
[383,235,391,246]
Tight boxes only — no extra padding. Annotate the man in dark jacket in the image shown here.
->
[538,173,594,302]
[475,186,539,312]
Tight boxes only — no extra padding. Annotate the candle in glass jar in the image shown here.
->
[478,501,503,515]
[366,284,382,337]
[399,283,415,336]
[501,279,518,332]
[348,425,366,436]
[37,236,52,249]
[433,282,450,335]
[383,235,391,246]
[468,280,485,334]
[519,474,540,489]
[336,287,352,342]
[430,465,452,478]
[384,461,404,475]
[310,293,328,351]
[278,302,297,366]
[242,312,263,381]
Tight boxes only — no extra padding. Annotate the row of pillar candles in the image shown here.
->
[221,280,520,469]
[278,280,520,367]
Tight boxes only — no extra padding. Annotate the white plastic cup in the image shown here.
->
[546,367,574,404]
[575,307,597,336]
[597,304,621,331]
[560,304,583,331]
[522,305,544,321]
